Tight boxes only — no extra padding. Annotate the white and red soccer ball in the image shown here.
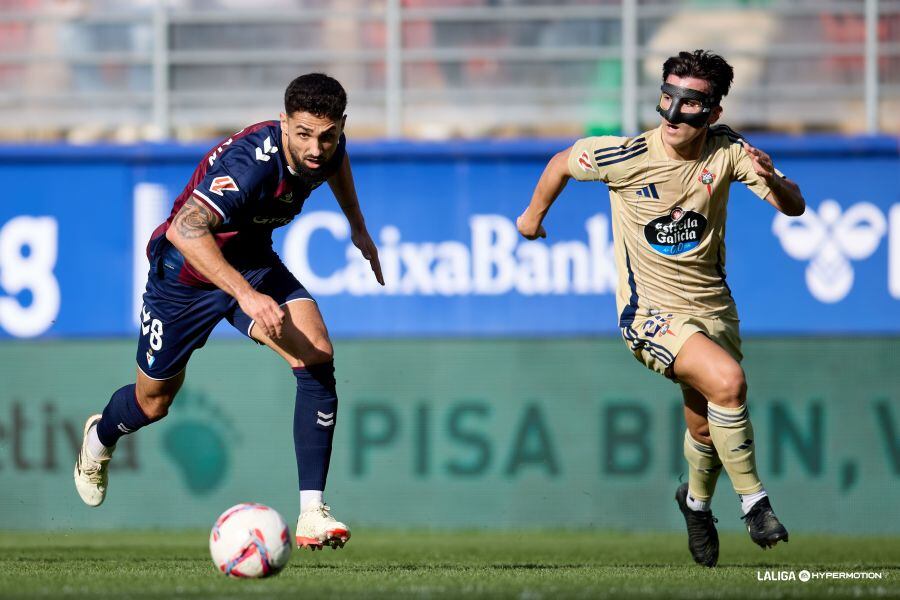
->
[210,503,292,578]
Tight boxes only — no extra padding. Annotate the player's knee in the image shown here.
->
[286,339,333,368]
[710,366,746,408]
[688,422,712,446]
[137,388,177,420]
[303,345,334,367]
[314,337,334,361]
[301,332,334,365]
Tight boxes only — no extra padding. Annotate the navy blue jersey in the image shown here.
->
[147,120,346,287]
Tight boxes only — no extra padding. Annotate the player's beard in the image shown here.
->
[295,159,322,179]
[286,138,326,178]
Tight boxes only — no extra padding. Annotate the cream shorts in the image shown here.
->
[620,310,742,379]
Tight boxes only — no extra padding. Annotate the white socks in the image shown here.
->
[687,487,768,513]
[86,425,114,460]
[300,490,323,511]
[740,488,768,514]
[686,492,711,512]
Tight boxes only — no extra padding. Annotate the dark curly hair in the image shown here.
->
[662,50,734,105]
[284,73,347,120]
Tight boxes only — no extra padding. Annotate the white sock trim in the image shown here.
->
[687,492,711,512]
[740,488,768,515]
[86,424,114,460]
[300,490,324,511]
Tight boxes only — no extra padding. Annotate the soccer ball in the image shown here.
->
[209,503,292,578]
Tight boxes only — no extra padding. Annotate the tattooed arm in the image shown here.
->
[165,197,285,338]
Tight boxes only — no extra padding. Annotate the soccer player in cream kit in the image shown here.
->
[74,73,384,550]
[518,50,806,567]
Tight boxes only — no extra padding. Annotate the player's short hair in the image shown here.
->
[284,73,347,120]
[661,50,734,105]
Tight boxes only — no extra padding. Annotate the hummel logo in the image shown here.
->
[255,136,279,162]
[316,411,335,427]
[773,200,887,303]
[141,306,151,335]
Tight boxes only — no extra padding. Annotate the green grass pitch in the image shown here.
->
[1,530,897,599]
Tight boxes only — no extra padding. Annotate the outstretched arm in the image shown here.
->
[328,153,384,286]
[517,148,573,239]
[742,141,805,217]
[165,197,286,338]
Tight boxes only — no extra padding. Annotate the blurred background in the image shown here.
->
[2,0,899,141]
[0,0,898,536]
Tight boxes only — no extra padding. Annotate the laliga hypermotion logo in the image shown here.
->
[772,199,887,303]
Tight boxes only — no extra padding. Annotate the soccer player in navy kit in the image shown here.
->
[74,73,383,550]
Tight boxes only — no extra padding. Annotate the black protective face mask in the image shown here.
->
[655,83,716,128]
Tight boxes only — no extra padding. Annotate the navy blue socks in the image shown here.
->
[96,384,155,447]
[293,362,338,491]
[95,364,339,492]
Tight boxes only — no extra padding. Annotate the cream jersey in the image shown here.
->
[567,124,774,327]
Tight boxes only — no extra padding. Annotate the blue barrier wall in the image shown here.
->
[0,135,897,339]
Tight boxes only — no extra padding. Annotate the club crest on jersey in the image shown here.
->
[209,175,239,196]
[698,168,716,196]
[577,150,596,173]
[643,207,707,256]
[146,350,155,367]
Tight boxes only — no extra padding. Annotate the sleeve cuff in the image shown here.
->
[192,189,227,221]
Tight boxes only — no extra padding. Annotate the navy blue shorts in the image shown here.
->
[136,261,314,380]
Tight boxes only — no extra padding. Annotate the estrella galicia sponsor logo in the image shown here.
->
[644,207,707,255]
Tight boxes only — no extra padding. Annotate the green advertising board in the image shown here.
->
[0,338,897,534]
